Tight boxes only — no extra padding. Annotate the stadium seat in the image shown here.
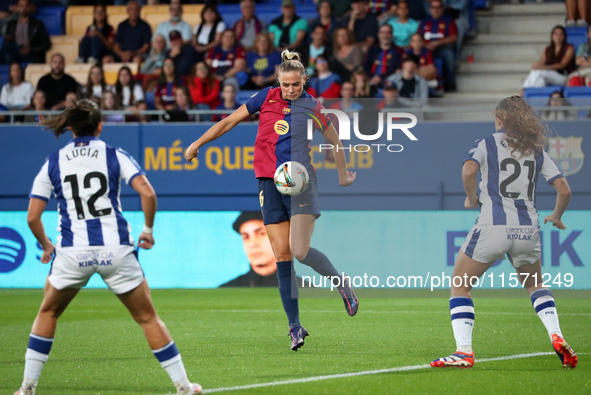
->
[103,62,139,85]
[522,87,562,99]
[0,65,10,88]
[472,0,488,8]
[24,64,51,87]
[106,6,129,31]
[145,90,155,109]
[236,89,257,105]
[24,63,93,88]
[46,35,81,65]
[66,6,94,36]
[566,26,588,52]
[141,4,204,33]
[34,5,66,36]
[563,87,591,118]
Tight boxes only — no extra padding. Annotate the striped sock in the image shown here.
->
[450,297,475,353]
[152,341,191,389]
[22,334,54,388]
[530,288,562,340]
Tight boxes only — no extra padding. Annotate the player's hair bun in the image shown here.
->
[281,49,302,63]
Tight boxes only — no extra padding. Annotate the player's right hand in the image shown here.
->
[544,215,566,230]
[340,170,356,186]
[185,143,199,162]
[464,196,478,209]
[138,232,155,249]
[40,244,54,264]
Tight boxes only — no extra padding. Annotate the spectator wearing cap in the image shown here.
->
[232,0,266,51]
[154,0,193,49]
[364,24,403,88]
[377,83,400,110]
[268,0,308,53]
[114,0,152,63]
[0,0,51,64]
[341,0,378,53]
[307,54,341,100]
[206,29,247,88]
[385,53,428,103]
[307,1,340,47]
[167,30,200,77]
[418,0,457,92]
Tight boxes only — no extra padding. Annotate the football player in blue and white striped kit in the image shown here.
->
[15,100,202,395]
[431,96,577,369]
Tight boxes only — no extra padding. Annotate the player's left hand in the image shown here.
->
[40,244,54,264]
[464,196,478,208]
[138,232,155,249]
[340,170,356,186]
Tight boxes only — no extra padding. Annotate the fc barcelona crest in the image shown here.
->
[547,136,584,176]
[282,107,291,114]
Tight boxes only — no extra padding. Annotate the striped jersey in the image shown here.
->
[245,86,330,180]
[465,131,563,227]
[29,136,145,248]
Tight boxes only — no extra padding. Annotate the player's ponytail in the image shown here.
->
[41,99,102,138]
[278,49,306,80]
[494,96,551,157]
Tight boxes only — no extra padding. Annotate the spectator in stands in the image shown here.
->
[23,89,47,123]
[567,25,591,86]
[352,69,377,98]
[58,91,79,110]
[307,54,341,101]
[308,1,339,47]
[213,83,241,122]
[245,33,281,89]
[328,81,363,143]
[155,0,192,49]
[0,62,35,110]
[206,29,247,88]
[522,25,575,89]
[370,0,395,21]
[154,57,183,111]
[140,34,167,75]
[37,53,80,110]
[342,0,378,53]
[134,99,151,123]
[565,0,588,27]
[83,64,107,105]
[268,0,308,53]
[331,26,364,82]
[541,90,576,120]
[188,61,220,118]
[407,32,440,91]
[167,30,200,77]
[78,4,115,64]
[386,53,428,102]
[167,86,194,122]
[364,24,403,89]
[233,0,266,51]
[0,0,51,64]
[112,65,144,108]
[114,0,152,63]
[387,0,419,48]
[304,25,330,76]
[193,3,225,63]
[322,0,351,19]
[378,83,400,110]
[101,90,125,123]
[419,0,457,92]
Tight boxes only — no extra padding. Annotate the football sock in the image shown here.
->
[277,260,300,328]
[299,248,342,289]
[152,341,191,388]
[450,297,475,353]
[22,334,53,388]
[530,288,562,340]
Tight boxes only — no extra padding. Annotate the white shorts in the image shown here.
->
[460,226,541,268]
[49,245,144,294]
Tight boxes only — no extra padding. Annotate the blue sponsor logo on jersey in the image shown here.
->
[0,227,26,273]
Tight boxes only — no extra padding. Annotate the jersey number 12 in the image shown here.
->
[64,172,112,219]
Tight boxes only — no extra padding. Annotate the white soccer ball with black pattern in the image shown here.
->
[274,161,309,196]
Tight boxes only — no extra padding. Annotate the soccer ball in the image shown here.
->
[274,161,309,196]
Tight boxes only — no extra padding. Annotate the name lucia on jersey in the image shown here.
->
[29,136,145,248]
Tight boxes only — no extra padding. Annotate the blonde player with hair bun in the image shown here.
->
[186,49,359,351]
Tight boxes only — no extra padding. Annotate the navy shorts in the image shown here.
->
[258,177,321,225]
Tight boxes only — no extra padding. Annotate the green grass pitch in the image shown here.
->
[1,288,590,394]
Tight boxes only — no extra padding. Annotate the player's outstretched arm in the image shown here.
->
[27,198,53,263]
[462,160,479,208]
[185,104,251,162]
[544,177,571,230]
[321,123,356,186]
[131,175,157,249]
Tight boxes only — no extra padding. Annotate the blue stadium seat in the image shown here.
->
[34,6,66,36]
[566,27,588,52]
[472,0,488,8]
[0,65,10,88]
[563,87,591,118]
[522,87,562,99]
[145,91,155,110]
[236,90,257,105]
[222,12,244,29]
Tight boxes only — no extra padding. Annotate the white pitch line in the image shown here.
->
[197,352,557,394]
[201,309,591,317]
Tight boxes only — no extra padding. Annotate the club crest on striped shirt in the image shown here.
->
[547,137,584,176]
